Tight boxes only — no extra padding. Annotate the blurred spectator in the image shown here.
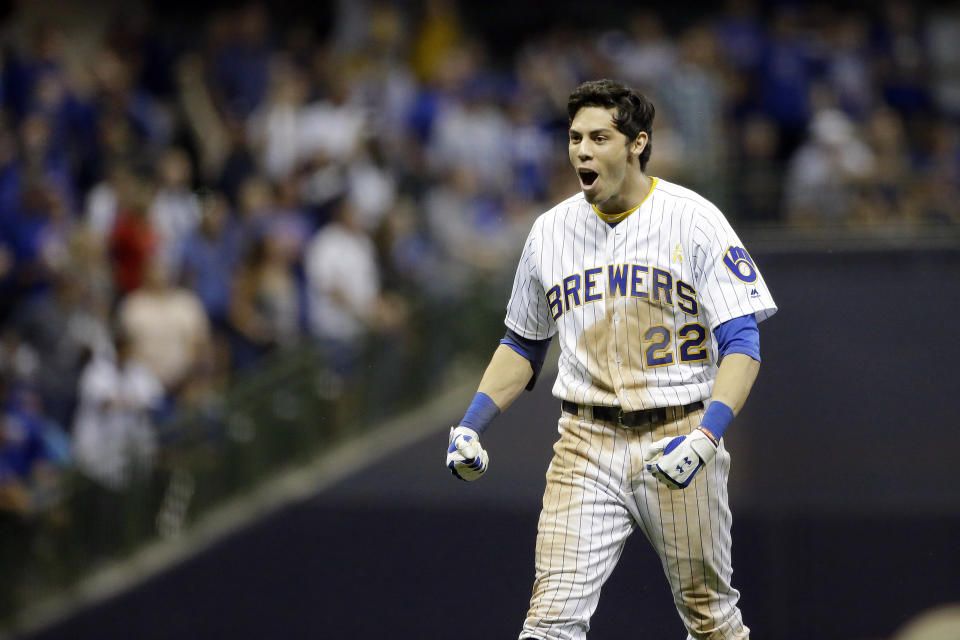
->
[658,24,726,194]
[66,226,114,325]
[0,418,53,515]
[89,47,171,161]
[5,175,74,303]
[783,109,875,224]
[11,268,112,429]
[177,52,231,184]
[117,257,212,400]
[235,171,317,266]
[235,174,276,248]
[304,198,381,376]
[849,107,912,225]
[424,166,513,279]
[713,0,766,73]
[216,115,258,206]
[345,138,397,233]
[265,173,314,257]
[298,61,367,164]
[108,174,157,296]
[207,3,272,120]
[72,331,163,491]
[0,329,41,394]
[411,0,464,83]
[0,375,64,516]
[85,163,132,241]
[148,146,200,272]
[407,38,483,146]
[426,46,512,191]
[179,190,244,330]
[14,110,74,205]
[246,60,310,180]
[504,96,555,201]
[871,0,932,119]
[512,36,579,131]
[926,9,960,118]
[604,13,677,87]
[3,23,69,122]
[228,233,300,369]
[348,4,418,146]
[733,114,783,222]
[823,14,873,119]
[759,6,819,157]
[299,148,349,217]
[377,194,447,297]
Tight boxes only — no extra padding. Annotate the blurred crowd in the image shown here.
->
[1,0,959,517]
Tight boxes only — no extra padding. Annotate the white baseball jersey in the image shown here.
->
[504,177,777,410]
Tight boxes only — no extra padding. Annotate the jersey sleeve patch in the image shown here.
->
[722,246,758,283]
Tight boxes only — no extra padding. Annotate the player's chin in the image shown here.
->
[580,182,602,203]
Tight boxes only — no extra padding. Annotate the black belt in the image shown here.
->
[561,400,704,427]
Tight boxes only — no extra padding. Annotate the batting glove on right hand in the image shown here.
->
[643,428,717,490]
[446,426,489,481]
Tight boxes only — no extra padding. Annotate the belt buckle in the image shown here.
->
[616,409,626,427]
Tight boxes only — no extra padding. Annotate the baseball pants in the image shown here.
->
[520,406,749,640]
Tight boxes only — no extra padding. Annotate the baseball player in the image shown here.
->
[445,79,777,640]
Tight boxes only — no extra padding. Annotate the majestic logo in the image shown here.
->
[672,243,684,263]
[722,246,758,283]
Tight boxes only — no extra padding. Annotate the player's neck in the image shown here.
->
[593,172,653,217]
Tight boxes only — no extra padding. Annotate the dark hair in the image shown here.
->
[567,79,655,171]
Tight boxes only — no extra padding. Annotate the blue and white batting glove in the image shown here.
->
[446,426,489,481]
[643,428,718,490]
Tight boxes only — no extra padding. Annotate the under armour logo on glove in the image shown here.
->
[643,430,718,490]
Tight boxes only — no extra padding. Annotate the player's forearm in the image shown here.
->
[710,353,760,415]
[477,344,535,411]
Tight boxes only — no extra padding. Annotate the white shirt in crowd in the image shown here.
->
[72,355,164,490]
[304,222,380,343]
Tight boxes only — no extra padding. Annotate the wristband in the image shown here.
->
[697,426,719,447]
[700,400,734,441]
[460,392,501,436]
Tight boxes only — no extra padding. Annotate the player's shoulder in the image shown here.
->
[655,178,723,217]
[529,192,589,232]
[653,178,728,226]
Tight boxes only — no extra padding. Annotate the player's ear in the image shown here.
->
[632,132,648,160]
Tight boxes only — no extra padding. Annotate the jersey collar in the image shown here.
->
[591,177,658,225]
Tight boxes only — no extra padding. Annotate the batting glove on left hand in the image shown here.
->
[446,426,489,481]
[644,428,718,490]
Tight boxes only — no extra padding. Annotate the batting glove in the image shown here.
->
[446,426,489,481]
[643,428,718,490]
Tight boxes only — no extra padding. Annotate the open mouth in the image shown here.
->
[578,169,599,187]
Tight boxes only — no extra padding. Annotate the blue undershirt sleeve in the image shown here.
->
[713,314,761,362]
[500,328,553,391]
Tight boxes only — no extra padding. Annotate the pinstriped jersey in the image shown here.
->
[504,177,777,411]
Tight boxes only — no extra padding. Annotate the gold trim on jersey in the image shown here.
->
[591,177,659,224]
